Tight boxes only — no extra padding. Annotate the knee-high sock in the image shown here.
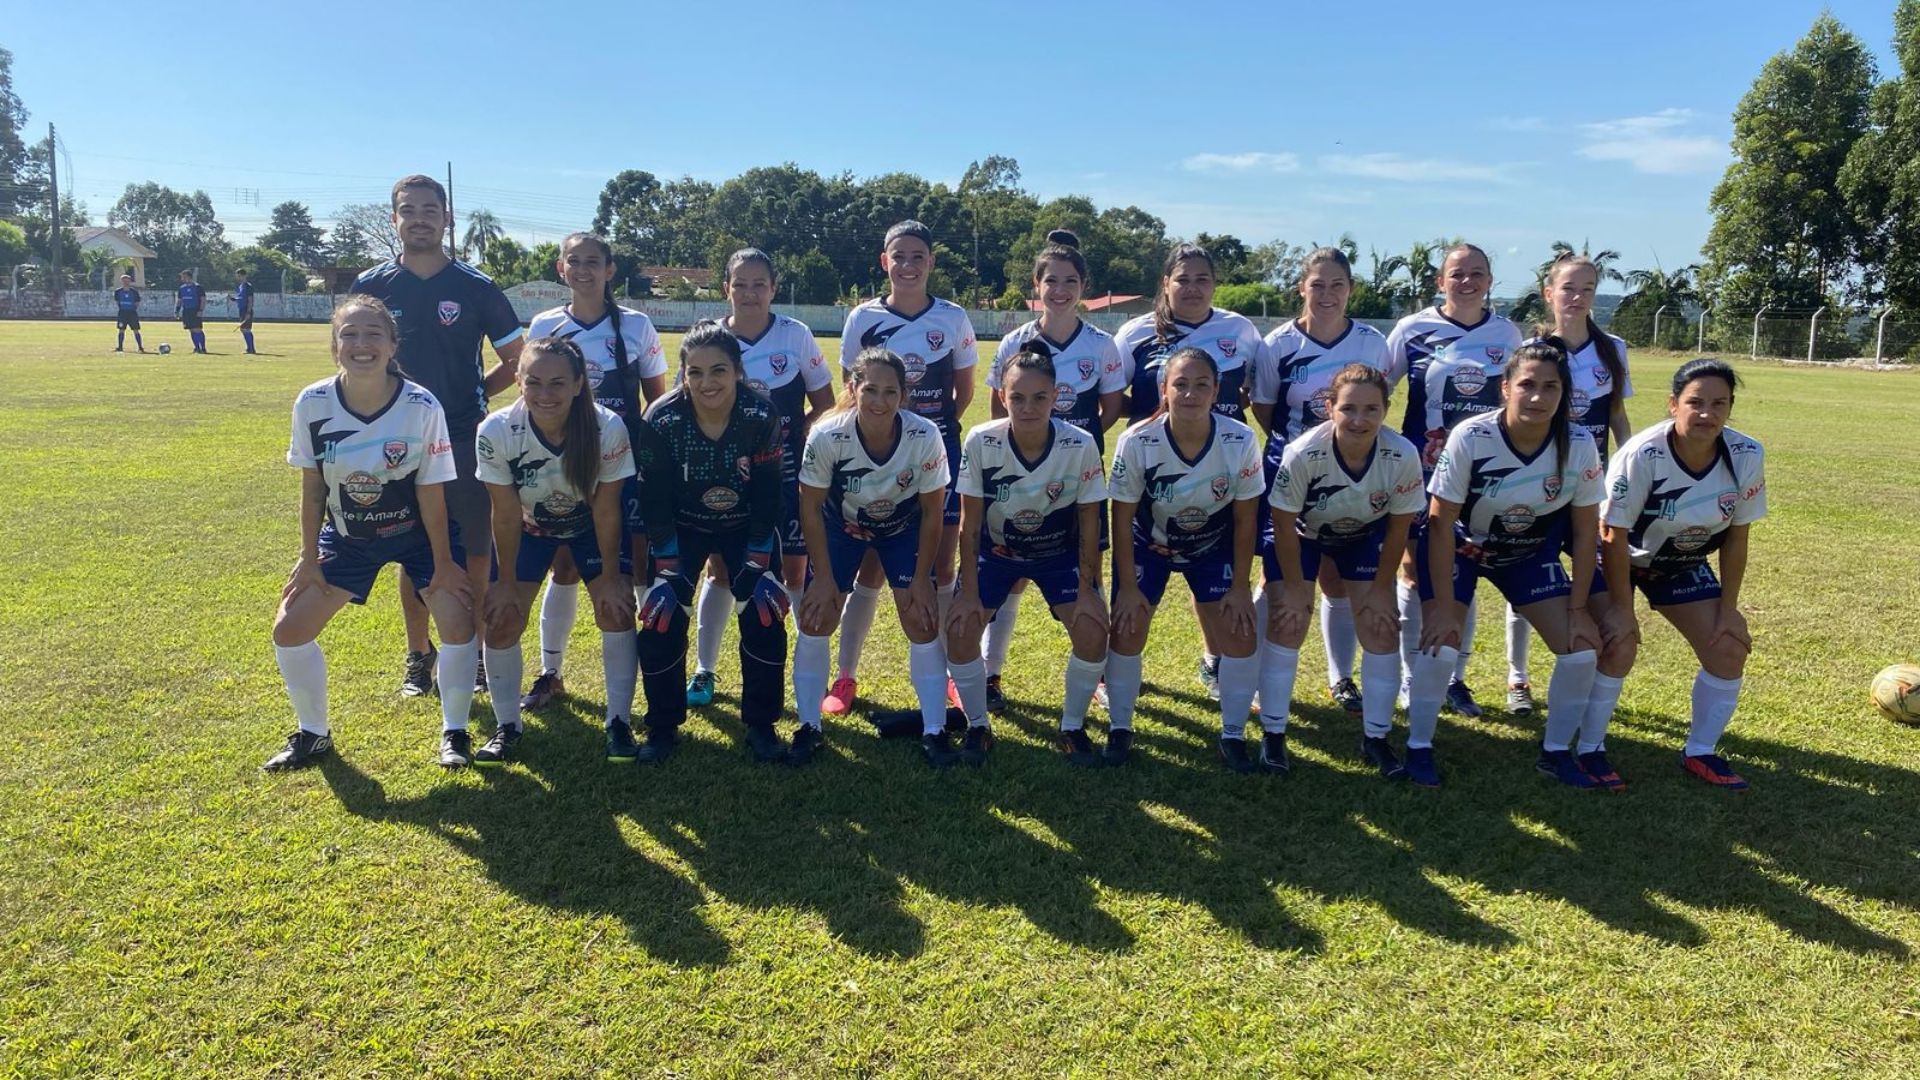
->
[1685,671,1743,757]
[191,329,207,351]
[1397,580,1422,680]
[836,582,883,676]
[485,645,525,730]
[116,328,126,349]
[602,629,638,724]
[1218,652,1260,738]
[909,639,950,735]
[950,655,989,727]
[275,641,328,736]
[1259,642,1299,734]
[1453,594,1478,681]
[736,605,787,730]
[437,638,479,732]
[1506,604,1533,685]
[1542,649,1598,751]
[983,592,1022,677]
[792,631,831,729]
[1322,595,1357,686]
[1360,649,1400,739]
[694,576,732,674]
[1104,651,1143,731]
[1579,672,1626,754]
[537,581,578,672]
[242,328,256,352]
[133,330,144,349]
[1407,646,1457,749]
[1062,654,1103,730]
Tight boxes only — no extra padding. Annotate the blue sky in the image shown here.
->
[8,1,1906,293]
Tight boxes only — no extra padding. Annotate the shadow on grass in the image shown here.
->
[322,682,1920,966]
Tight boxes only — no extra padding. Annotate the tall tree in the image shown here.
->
[258,201,328,268]
[594,169,717,267]
[0,47,45,218]
[461,208,503,263]
[108,182,229,271]
[1842,0,1920,310]
[329,203,401,260]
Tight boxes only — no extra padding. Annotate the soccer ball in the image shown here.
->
[157,343,172,355]
[1871,663,1920,725]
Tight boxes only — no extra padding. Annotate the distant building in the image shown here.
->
[638,265,714,297]
[70,227,159,287]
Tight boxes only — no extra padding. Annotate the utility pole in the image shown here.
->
[48,123,63,301]
[445,161,456,257]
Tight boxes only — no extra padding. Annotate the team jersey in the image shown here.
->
[956,418,1108,563]
[988,319,1125,448]
[1386,306,1524,466]
[1108,414,1264,564]
[1270,423,1426,546]
[1429,411,1605,567]
[287,376,456,541]
[232,281,254,316]
[1602,420,1766,573]
[1253,318,1393,444]
[631,385,784,547]
[799,409,949,541]
[526,303,666,422]
[1113,308,1263,423]
[115,287,140,313]
[839,297,978,447]
[474,399,634,539]
[731,313,831,483]
[177,283,205,314]
[1564,333,1634,459]
[351,259,525,439]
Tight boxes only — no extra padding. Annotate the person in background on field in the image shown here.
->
[517,232,667,713]
[263,296,478,771]
[1583,359,1765,791]
[113,273,144,353]
[231,268,257,354]
[176,269,208,353]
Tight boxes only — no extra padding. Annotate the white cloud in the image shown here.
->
[1180,151,1301,174]
[1576,108,1726,174]
[1319,153,1519,184]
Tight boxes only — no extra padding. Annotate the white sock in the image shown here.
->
[983,592,1022,677]
[1063,654,1103,730]
[792,631,831,729]
[437,638,479,732]
[1397,579,1422,678]
[602,629,638,723]
[694,576,732,674]
[836,582,883,676]
[537,581,578,671]
[485,645,524,730]
[1218,652,1260,738]
[1579,673,1626,754]
[1685,670,1744,757]
[1360,649,1400,739]
[1259,641,1299,734]
[1104,651,1143,731]
[1321,595,1357,686]
[1542,649,1598,752]
[909,639,950,735]
[1453,594,1478,682]
[1407,645,1456,749]
[950,655,988,726]
[275,641,329,736]
[1506,604,1532,685]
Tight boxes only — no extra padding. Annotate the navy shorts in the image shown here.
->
[1130,545,1236,606]
[1595,558,1723,607]
[1415,525,1570,607]
[978,552,1081,611]
[508,530,631,584]
[181,312,203,330]
[942,435,961,526]
[826,526,921,592]
[780,480,804,553]
[621,474,646,534]
[237,312,254,329]
[117,313,141,330]
[1263,522,1386,584]
[316,521,467,604]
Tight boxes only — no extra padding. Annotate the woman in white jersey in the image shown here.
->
[264,296,478,771]
[519,233,668,712]
[794,347,956,767]
[976,229,1125,712]
[685,249,835,708]
[1251,247,1392,718]
[1412,339,1609,789]
[822,221,978,717]
[1114,242,1267,700]
[1385,242,1525,721]
[470,337,637,767]
[1107,347,1266,770]
[1261,365,1423,776]
[947,344,1111,766]
[1580,359,1765,791]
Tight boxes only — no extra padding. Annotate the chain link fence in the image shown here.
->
[1616,307,1914,365]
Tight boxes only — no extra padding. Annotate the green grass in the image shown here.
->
[3,319,1919,1077]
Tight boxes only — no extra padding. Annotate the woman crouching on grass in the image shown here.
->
[265,296,478,771]
[470,337,637,767]
[1578,359,1767,791]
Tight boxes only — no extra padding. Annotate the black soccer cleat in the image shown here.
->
[960,725,994,767]
[473,725,523,767]
[519,669,565,710]
[605,717,638,763]
[1219,736,1256,774]
[1059,728,1099,768]
[1103,727,1135,767]
[401,646,437,698]
[1260,731,1292,774]
[263,729,332,772]
[787,724,825,766]
[439,729,473,768]
[920,731,958,769]
[1328,678,1364,715]
[985,675,1007,714]
[633,726,680,765]
[744,724,787,764]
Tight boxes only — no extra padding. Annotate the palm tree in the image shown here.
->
[1508,239,1627,326]
[1613,263,1704,348]
[1380,239,1442,314]
[78,247,123,288]
[462,210,503,264]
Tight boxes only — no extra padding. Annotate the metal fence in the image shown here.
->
[1618,306,1916,365]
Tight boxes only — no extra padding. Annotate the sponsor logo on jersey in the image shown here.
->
[1310,387,1332,420]
[1570,389,1591,416]
[1718,491,1738,519]
[1174,506,1210,532]
[543,491,580,518]
[1500,504,1535,535]
[1210,475,1230,500]
[1217,337,1237,358]
[769,352,790,376]
[902,353,927,384]
[383,440,408,469]
[1369,491,1389,513]
[1543,474,1563,502]
[344,471,383,506]
[866,497,897,519]
[1674,525,1712,552]
[1045,480,1065,502]
[1450,368,1488,397]
[1331,516,1366,535]
[926,330,945,352]
[437,301,461,326]
[1054,384,1077,413]
[1011,508,1045,532]
[701,486,740,512]
[1611,475,1630,500]
[747,379,769,395]
[1110,458,1128,483]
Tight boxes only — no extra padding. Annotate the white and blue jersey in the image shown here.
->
[1428,411,1605,568]
[956,418,1107,564]
[839,297,978,450]
[288,376,456,542]
[1252,318,1393,445]
[989,319,1124,449]
[733,313,831,485]
[1114,308,1264,423]
[1602,420,1766,574]
[526,303,666,423]
[351,259,525,442]
[1565,333,1633,461]
[474,399,634,538]
[799,409,950,542]
[1271,423,1426,546]
[1386,306,1524,467]
[1109,414,1265,565]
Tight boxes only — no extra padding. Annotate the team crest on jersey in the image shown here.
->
[702,486,740,512]
[1718,491,1738,519]
[1210,475,1230,501]
[1045,480,1065,502]
[1451,369,1488,397]
[383,440,408,469]
[1485,346,1505,363]
[1369,491,1389,513]
[1076,357,1096,381]
[437,301,461,326]
[1594,364,1611,385]
[902,353,927,384]
[769,352,790,376]
[1217,337,1237,358]
[1543,474,1563,501]
[925,330,945,352]
[344,471,383,507]
[1011,508,1045,532]
[897,468,916,490]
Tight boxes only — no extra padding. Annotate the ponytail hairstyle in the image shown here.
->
[1146,345,1219,423]
[1670,357,1741,400]
[1005,340,1059,382]
[561,233,631,404]
[1541,253,1627,392]
[1033,228,1089,283]
[1505,336,1576,477]
[1328,362,1391,411]
[829,346,910,416]
[330,294,403,377]
[521,335,603,500]
[1153,243,1215,343]
[1297,246,1354,318]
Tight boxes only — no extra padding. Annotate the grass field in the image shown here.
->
[2,318,1919,1077]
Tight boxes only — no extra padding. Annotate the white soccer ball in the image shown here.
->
[1872,663,1920,725]
[157,343,172,355]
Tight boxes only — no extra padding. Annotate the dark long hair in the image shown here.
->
[561,232,634,410]
[828,346,910,417]
[1145,346,1218,424]
[1153,243,1214,342]
[331,294,403,377]
[1505,337,1576,477]
[520,336,603,500]
[1670,357,1741,399]
[1033,228,1089,283]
